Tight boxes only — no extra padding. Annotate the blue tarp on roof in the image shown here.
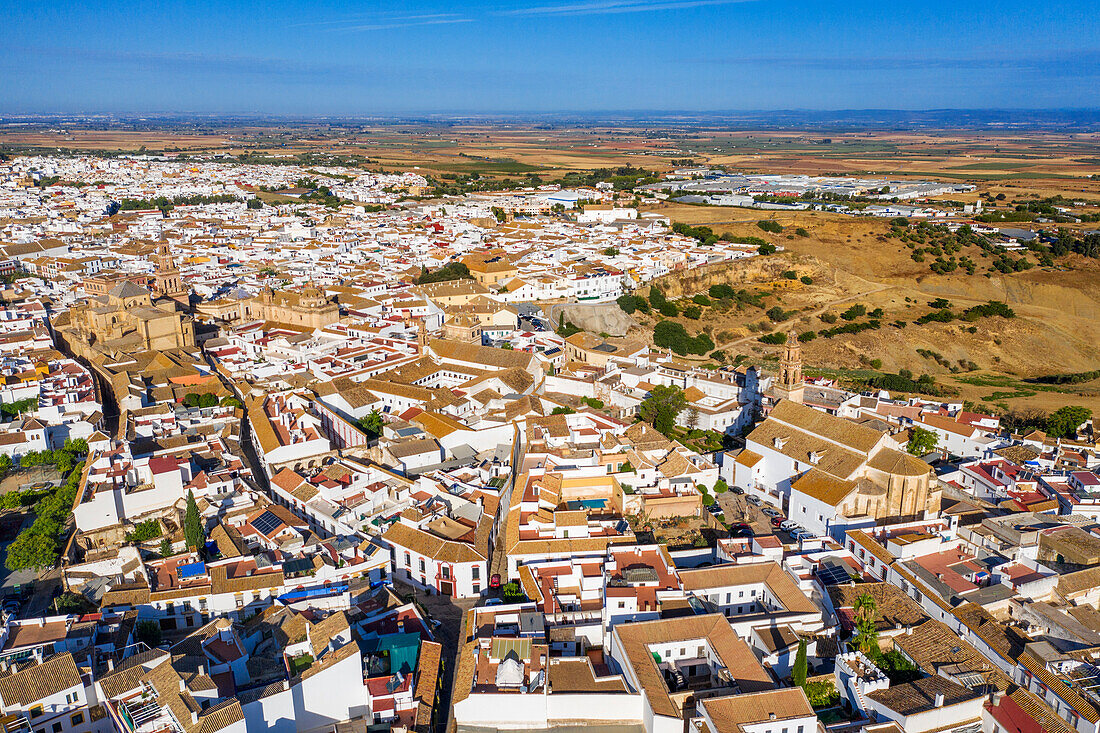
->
[178,562,206,579]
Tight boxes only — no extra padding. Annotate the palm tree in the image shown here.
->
[853,592,879,654]
[854,593,877,627]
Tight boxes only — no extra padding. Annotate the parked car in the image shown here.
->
[489,573,502,589]
[791,529,815,541]
[780,520,801,532]
[761,506,781,518]
[731,486,745,495]
[706,503,723,515]
[770,516,783,528]
[484,598,504,606]
[746,495,762,506]
[729,523,753,537]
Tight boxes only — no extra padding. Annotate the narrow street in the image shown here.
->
[391,580,475,733]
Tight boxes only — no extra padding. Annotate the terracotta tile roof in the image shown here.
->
[952,603,1031,665]
[414,640,442,728]
[0,653,82,706]
[865,675,979,716]
[700,688,814,733]
[613,614,773,718]
[847,530,897,567]
[309,611,350,657]
[892,619,1011,690]
[790,468,857,507]
[679,562,818,615]
[827,582,926,631]
[1018,652,1100,723]
[382,521,486,564]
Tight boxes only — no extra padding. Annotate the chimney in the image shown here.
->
[179,678,186,692]
[107,657,114,671]
[934,692,945,707]
[191,711,199,725]
[769,712,777,721]
[198,663,205,676]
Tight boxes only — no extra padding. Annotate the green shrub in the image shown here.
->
[840,304,867,321]
[125,520,162,543]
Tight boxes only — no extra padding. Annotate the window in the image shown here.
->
[472,566,480,580]
[419,559,426,573]
[30,706,43,719]
[472,584,480,594]
[442,566,450,579]
[405,553,411,567]
[52,723,62,733]
[71,712,84,726]
[739,591,744,598]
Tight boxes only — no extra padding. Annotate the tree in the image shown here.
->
[136,620,162,648]
[639,385,687,436]
[1046,406,1092,439]
[63,438,88,456]
[5,530,57,572]
[713,478,728,494]
[792,639,808,687]
[907,426,939,456]
[160,537,173,557]
[220,395,243,409]
[357,409,384,441]
[0,454,11,475]
[685,406,701,431]
[852,593,879,653]
[184,490,205,552]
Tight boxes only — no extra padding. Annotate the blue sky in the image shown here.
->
[3,0,1099,114]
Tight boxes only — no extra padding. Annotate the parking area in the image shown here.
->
[713,491,812,545]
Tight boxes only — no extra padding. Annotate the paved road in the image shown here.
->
[391,580,475,733]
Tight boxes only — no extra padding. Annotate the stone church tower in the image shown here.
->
[416,318,430,354]
[152,242,187,301]
[773,329,805,404]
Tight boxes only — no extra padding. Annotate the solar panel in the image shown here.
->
[251,510,283,536]
[816,562,853,586]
